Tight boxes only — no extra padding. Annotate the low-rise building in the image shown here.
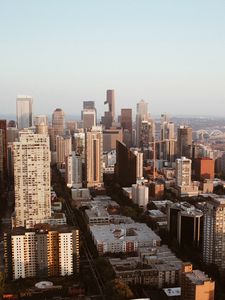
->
[109,245,182,288]
[90,223,161,255]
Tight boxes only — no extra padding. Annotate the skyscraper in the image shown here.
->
[115,141,137,187]
[160,117,175,163]
[56,135,72,166]
[13,130,51,227]
[177,126,193,158]
[52,108,65,137]
[66,152,82,188]
[101,89,115,129]
[176,157,192,186]
[51,108,65,151]
[0,120,7,183]
[203,196,225,270]
[85,126,103,187]
[136,99,149,147]
[106,89,115,121]
[16,95,33,130]
[82,109,96,129]
[121,108,132,147]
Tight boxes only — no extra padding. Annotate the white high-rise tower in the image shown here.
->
[13,129,51,227]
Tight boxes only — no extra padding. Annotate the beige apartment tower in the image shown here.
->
[85,126,103,187]
[13,130,51,227]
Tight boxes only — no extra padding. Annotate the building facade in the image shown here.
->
[13,130,51,227]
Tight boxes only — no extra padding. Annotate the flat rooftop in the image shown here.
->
[90,223,161,244]
[163,287,181,297]
[186,269,212,285]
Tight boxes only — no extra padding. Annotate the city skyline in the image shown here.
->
[1,0,225,116]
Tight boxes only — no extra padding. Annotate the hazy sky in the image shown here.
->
[1,0,225,117]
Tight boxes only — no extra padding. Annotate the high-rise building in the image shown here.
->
[4,225,80,280]
[136,99,149,147]
[83,101,95,110]
[0,120,7,183]
[52,108,65,136]
[203,196,225,270]
[51,108,65,151]
[101,90,115,129]
[13,130,51,227]
[105,89,115,121]
[103,128,123,152]
[140,120,154,149]
[73,131,85,161]
[132,182,149,207]
[115,141,137,187]
[121,108,132,147]
[16,96,33,130]
[181,263,215,300]
[33,115,48,126]
[56,135,72,166]
[160,120,175,163]
[85,126,103,187]
[176,157,192,186]
[131,149,143,179]
[177,126,193,158]
[82,109,96,130]
[167,202,203,248]
[66,152,82,188]
[192,157,215,181]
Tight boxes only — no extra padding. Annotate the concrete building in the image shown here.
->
[121,108,132,147]
[149,181,165,200]
[101,90,115,129]
[0,120,7,184]
[4,225,80,280]
[132,182,149,207]
[192,158,215,181]
[136,99,149,147]
[115,141,137,187]
[66,152,82,188]
[73,131,85,161]
[85,126,103,187]
[167,202,203,248]
[82,109,96,130]
[177,126,192,159]
[176,157,192,186]
[56,135,72,166]
[131,148,143,179]
[181,263,215,300]
[36,123,48,135]
[13,130,51,227]
[90,223,161,255]
[16,95,33,130]
[7,127,19,143]
[51,108,65,150]
[103,128,123,152]
[203,196,225,270]
[109,245,182,288]
[33,115,48,126]
[140,120,154,149]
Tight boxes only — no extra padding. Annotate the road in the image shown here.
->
[52,167,106,300]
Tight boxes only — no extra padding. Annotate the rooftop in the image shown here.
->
[186,269,212,285]
[163,287,181,297]
[90,223,161,244]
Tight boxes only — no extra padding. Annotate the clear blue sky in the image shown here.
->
[1,0,225,117]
